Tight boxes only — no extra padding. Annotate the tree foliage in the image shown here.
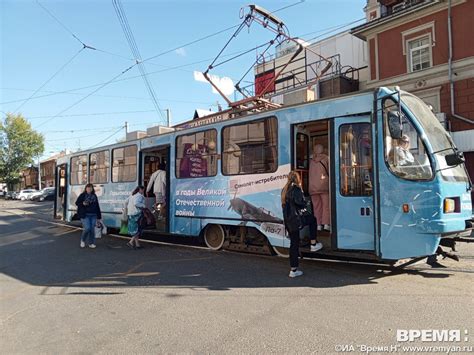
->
[0,113,44,187]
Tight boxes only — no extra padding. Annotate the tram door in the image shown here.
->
[141,147,170,233]
[54,164,68,220]
[333,116,375,251]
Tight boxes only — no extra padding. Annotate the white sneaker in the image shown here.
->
[80,241,85,248]
[323,224,331,232]
[310,242,323,252]
[89,244,96,249]
[317,225,323,231]
[289,270,303,278]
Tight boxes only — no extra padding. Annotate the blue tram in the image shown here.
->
[54,87,473,262]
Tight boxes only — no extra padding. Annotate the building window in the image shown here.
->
[89,150,110,184]
[339,123,373,196]
[70,155,88,185]
[222,117,278,175]
[112,145,137,182]
[408,36,432,72]
[176,129,218,178]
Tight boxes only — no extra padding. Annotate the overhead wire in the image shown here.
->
[27,109,157,120]
[12,47,85,113]
[20,0,306,129]
[305,18,366,43]
[34,62,137,129]
[87,126,125,149]
[0,88,152,104]
[3,44,275,108]
[36,0,134,62]
[1,87,216,106]
[36,0,84,46]
[112,0,165,122]
[43,125,122,133]
[141,0,306,63]
[44,130,114,142]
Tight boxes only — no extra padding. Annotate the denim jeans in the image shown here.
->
[81,214,97,244]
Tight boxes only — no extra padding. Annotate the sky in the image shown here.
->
[0,0,366,157]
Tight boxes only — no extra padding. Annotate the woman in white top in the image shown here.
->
[126,185,146,249]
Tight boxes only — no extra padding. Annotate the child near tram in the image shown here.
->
[281,171,323,278]
[75,183,102,249]
[126,185,146,249]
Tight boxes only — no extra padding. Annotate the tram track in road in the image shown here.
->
[2,201,474,274]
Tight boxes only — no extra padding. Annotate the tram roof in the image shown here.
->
[56,87,387,163]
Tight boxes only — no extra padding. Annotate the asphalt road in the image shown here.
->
[1,199,473,354]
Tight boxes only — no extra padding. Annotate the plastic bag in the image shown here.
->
[95,220,107,239]
[95,225,102,239]
[119,220,128,235]
[121,198,129,222]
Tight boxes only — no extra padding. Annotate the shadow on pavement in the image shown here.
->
[0,208,454,295]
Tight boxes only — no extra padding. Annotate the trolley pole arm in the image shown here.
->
[203,70,232,105]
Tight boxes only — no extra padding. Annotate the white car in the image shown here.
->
[29,187,55,201]
[17,189,38,201]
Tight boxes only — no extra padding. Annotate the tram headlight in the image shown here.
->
[444,198,456,213]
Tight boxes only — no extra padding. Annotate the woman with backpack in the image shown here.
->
[282,171,323,278]
[75,183,102,249]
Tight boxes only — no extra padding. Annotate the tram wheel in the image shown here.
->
[272,246,290,258]
[204,224,225,250]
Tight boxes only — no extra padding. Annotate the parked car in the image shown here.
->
[17,189,37,200]
[5,191,18,200]
[31,188,55,202]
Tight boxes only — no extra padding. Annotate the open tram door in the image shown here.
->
[293,116,376,254]
[140,146,171,233]
[54,163,68,220]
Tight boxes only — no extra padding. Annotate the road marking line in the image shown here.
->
[54,229,77,236]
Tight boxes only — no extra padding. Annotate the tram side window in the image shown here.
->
[339,124,373,196]
[176,129,218,178]
[383,99,432,180]
[70,155,88,185]
[89,150,110,184]
[222,117,278,175]
[112,145,137,182]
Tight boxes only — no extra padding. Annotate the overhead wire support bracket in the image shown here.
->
[82,43,97,51]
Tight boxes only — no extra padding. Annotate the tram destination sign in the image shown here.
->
[175,111,232,129]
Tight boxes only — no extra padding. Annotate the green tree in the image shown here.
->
[0,113,44,189]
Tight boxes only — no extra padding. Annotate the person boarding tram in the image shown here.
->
[146,162,167,217]
[282,171,323,278]
[309,144,331,232]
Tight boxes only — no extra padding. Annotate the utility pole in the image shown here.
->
[37,155,41,190]
[165,109,171,127]
[125,121,129,135]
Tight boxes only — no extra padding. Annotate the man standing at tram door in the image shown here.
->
[146,162,167,219]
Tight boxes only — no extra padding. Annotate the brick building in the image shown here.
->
[40,158,56,188]
[351,0,474,179]
[20,166,39,190]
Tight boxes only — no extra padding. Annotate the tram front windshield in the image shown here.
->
[401,92,469,183]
